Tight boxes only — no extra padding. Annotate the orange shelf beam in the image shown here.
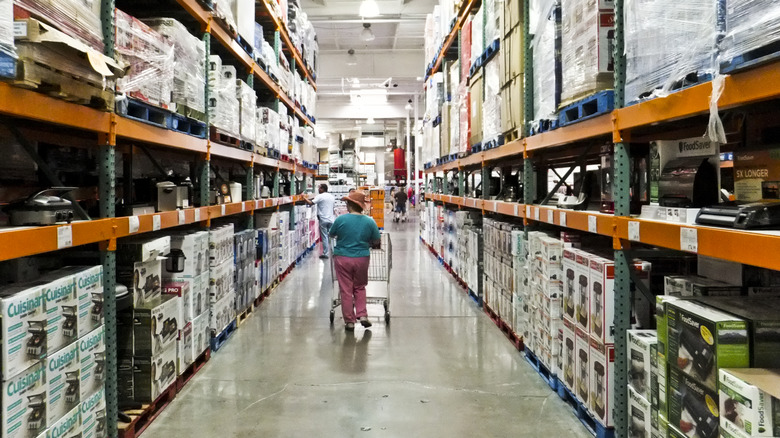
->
[426,0,480,80]
[525,114,613,153]
[483,140,524,163]
[210,143,253,162]
[115,118,208,153]
[0,83,110,133]
[256,1,317,89]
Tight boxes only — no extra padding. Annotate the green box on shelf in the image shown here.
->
[667,366,720,438]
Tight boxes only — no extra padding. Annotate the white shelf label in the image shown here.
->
[221,205,226,216]
[526,206,532,217]
[680,227,698,253]
[534,208,540,221]
[194,209,201,222]
[255,200,261,209]
[628,221,640,241]
[152,215,161,231]
[560,212,567,227]
[128,216,140,234]
[57,225,73,249]
[588,216,598,234]
[178,210,186,225]
[547,210,554,223]
[514,204,519,217]
[493,202,498,213]
[241,202,246,212]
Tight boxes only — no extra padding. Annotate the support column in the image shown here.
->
[458,170,465,197]
[273,170,280,198]
[481,166,490,200]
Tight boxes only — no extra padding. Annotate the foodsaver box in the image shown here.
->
[719,368,780,437]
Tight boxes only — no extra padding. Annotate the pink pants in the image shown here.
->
[334,256,370,323]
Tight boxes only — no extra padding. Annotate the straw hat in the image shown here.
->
[342,190,370,211]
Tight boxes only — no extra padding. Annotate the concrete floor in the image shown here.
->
[143,219,592,438]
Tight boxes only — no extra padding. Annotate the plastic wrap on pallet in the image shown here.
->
[213,0,237,35]
[425,12,437,65]
[484,0,500,45]
[461,16,472,79]
[458,83,470,154]
[259,107,281,153]
[532,0,560,123]
[115,9,175,110]
[450,89,461,156]
[482,58,502,143]
[721,0,780,69]
[15,0,103,51]
[144,18,207,114]
[425,72,445,121]
[0,0,13,59]
[237,80,256,141]
[560,0,614,105]
[230,0,255,48]
[209,65,240,136]
[625,0,719,102]
[471,7,485,67]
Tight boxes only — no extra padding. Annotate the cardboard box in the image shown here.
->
[589,338,614,426]
[664,275,742,297]
[563,248,580,323]
[590,258,650,344]
[117,357,134,402]
[209,224,235,267]
[666,300,750,390]
[47,405,81,438]
[502,0,522,35]
[165,232,209,279]
[209,258,235,304]
[719,368,780,437]
[162,278,191,325]
[733,147,780,202]
[562,319,576,392]
[78,326,105,400]
[575,327,590,404]
[574,250,591,333]
[721,419,753,438]
[469,69,483,147]
[79,386,106,438]
[650,343,663,415]
[0,282,47,378]
[656,295,681,362]
[192,311,210,358]
[2,361,47,438]
[667,366,720,438]
[629,385,653,438]
[177,322,193,375]
[65,266,103,338]
[210,291,236,334]
[47,341,80,425]
[40,272,79,354]
[117,236,171,264]
[132,344,178,402]
[132,294,181,357]
[118,258,163,308]
[628,329,658,400]
[656,414,669,438]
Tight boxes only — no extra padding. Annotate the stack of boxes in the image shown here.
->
[531,0,561,127]
[255,227,280,294]
[455,211,483,296]
[257,107,281,156]
[237,80,257,144]
[209,225,237,336]
[498,0,524,136]
[627,329,658,438]
[234,229,259,312]
[208,55,241,137]
[482,218,518,329]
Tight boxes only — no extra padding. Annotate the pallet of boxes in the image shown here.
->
[234,229,259,319]
[209,224,237,351]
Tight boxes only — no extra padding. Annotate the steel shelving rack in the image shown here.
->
[422,0,780,436]
[0,1,317,436]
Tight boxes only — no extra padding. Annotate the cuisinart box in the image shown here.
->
[563,248,580,323]
[629,385,653,438]
[0,282,47,378]
[589,337,615,427]
[719,368,780,437]
[2,361,47,438]
[628,329,658,400]
[79,326,105,400]
[667,366,720,438]
[132,294,181,357]
[666,299,750,391]
[80,386,106,438]
[58,266,103,338]
[46,340,80,425]
[47,405,80,438]
[132,344,178,402]
[39,271,79,354]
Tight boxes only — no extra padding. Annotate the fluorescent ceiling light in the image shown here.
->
[359,0,380,18]
[361,23,375,41]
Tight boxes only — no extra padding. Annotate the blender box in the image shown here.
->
[667,366,720,438]
[59,266,103,338]
[79,386,106,438]
[2,361,47,438]
[132,294,181,357]
[162,278,190,324]
[562,319,577,392]
[164,232,208,279]
[46,340,80,425]
[629,385,653,438]
[589,337,614,427]
[628,329,658,399]
[118,258,162,308]
[719,368,780,437]
[666,300,750,391]
[0,282,47,378]
[208,259,234,304]
[132,343,178,402]
[192,310,210,358]
[47,405,80,438]
[40,272,79,355]
[210,291,235,334]
[562,248,581,323]
[575,327,590,405]
[590,258,651,344]
[78,326,105,400]
[177,322,193,374]
[117,236,171,264]
[574,250,592,334]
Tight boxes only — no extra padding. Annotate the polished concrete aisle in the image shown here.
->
[144,220,592,437]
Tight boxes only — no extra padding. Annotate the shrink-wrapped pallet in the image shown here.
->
[15,0,103,51]
[0,0,13,59]
[482,58,502,143]
[237,80,256,141]
[209,64,240,136]
[532,0,561,124]
[721,0,780,71]
[471,7,484,67]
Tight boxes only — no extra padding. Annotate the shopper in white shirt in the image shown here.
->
[305,183,336,259]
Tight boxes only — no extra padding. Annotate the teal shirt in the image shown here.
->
[329,213,381,258]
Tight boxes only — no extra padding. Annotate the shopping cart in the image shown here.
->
[329,232,392,325]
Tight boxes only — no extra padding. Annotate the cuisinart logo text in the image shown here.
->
[50,410,79,438]
[6,367,44,396]
[49,348,77,371]
[78,271,102,289]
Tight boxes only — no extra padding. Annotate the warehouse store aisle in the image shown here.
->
[143,221,591,437]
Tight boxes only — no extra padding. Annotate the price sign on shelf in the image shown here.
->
[152,215,161,231]
[514,204,519,217]
[241,202,246,212]
[255,200,261,210]
[560,212,567,227]
[128,216,140,234]
[57,225,73,249]
[526,205,532,217]
[194,209,201,222]
[534,208,540,221]
[680,227,699,253]
[588,216,598,234]
[547,210,554,223]
[628,221,640,241]
[178,210,186,225]
[221,205,226,216]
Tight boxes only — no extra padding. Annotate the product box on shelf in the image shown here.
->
[589,338,614,426]
[629,329,658,400]
[165,232,209,279]
[162,278,190,324]
[132,294,181,357]
[78,326,105,400]
[563,318,577,392]
[563,248,580,323]
[48,405,81,438]
[47,340,80,425]
[117,236,171,264]
[664,275,743,297]
[666,300,750,390]
[209,259,235,304]
[2,361,47,438]
[629,385,653,438]
[119,257,163,308]
[575,326,590,404]
[574,250,592,333]
[0,282,47,378]
[132,344,178,402]
[590,257,651,344]
[210,291,235,334]
[667,366,720,438]
[63,266,103,338]
[209,225,235,267]
[177,322,193,374]
[721,419,753,438]
[79,386,106,438]
[733,147,780,202]
[719,368,780,437]
[192,310,210,357]
[117,356,134,402]
[650,342,663,416]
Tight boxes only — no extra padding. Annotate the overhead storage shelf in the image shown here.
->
[425,0,482,81]
[256,0,317,89]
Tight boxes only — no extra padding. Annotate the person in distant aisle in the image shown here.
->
[329,190,381,331]
[393,188,408,222]
[304,184,336,259]
[389,187,397,213]
[407,186,415,208]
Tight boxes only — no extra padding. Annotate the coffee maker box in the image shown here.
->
[575,327,590,405]
[719,368,780,437]
[210,291,236,334]
[590,258,651,344]
[133,344,178,402]
[2,361,47,438]
[574,250,592,334]
[192,311,210,358]
[177,322,193,374]
[79,386,106,438]
[40,272,79,355]
[629,385,653,438]
[667,366,720,438]
[209,259,234,304]
[589,338,614,427]
[118,258,163,308]
[628,330,658,400]
[562,319,577,392]
[0,282,47,378]
[78,326,105,400]
[64,266,103,338]
[47,405,81,438]
[562,248,581,323]
[47,340,80,425]
[133,294,181,357]
[666,300,750,391]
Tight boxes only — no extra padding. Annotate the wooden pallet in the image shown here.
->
[721,39,780,74]
[176,348,211,391]
[558,90,615,127]
[210,319,237,352]
[117,382,178,438]
[117,98,170,128]
[209,125,241,148]
[236,306,253,326]
[168,113,207,138]
[174,102,207,123]
[503,128,521,143]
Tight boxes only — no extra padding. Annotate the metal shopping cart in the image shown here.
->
[329,232,392,325]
